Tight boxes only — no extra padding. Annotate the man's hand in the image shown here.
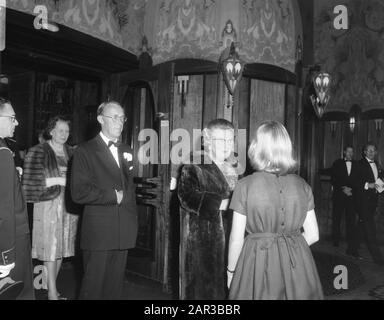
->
[368,183,376,189]
[0,263,15,278]
[342,186,352,196]
[115,190,124,205]
[220,199,229,211]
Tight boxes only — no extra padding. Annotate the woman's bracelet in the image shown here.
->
[227,267,235,274]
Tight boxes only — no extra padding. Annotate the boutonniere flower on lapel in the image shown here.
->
[123,152,134,171]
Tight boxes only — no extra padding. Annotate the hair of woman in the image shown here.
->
[45,116,71,140]
[248,120,296,175]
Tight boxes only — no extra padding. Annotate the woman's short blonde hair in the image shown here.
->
[248,121,296,175]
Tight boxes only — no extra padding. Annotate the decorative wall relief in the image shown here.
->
[8,0,301,73]
[239,0,297,72]
[116,0,148,54]
[315,0,384,112]
[152,0,219,64]
[7,0,146,55]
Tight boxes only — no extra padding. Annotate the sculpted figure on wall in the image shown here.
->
[219,19,238,51]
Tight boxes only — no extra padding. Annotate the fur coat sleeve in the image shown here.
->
[177,164,228,221]
[22,143,61,203]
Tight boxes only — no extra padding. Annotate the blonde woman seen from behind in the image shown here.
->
[227,121,323,300]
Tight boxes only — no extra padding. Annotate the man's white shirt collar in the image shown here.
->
[100,132,117,146]
[99,132,120,167]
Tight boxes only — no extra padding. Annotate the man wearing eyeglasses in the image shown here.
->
[71,101,138,300]
[0,98,34,299]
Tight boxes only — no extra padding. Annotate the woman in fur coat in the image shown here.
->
[22,116,78,300]
[177,119,240,300]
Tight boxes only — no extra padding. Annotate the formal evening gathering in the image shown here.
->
[1,0,384,302]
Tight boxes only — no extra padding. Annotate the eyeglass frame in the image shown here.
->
[0,115,18,123]
[211,138,235,144]
[101,114,127,123]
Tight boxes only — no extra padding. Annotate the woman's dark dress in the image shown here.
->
[178,158,238,300]
[229,172,324,300]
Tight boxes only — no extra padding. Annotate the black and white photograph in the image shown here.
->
[1,0,384,305]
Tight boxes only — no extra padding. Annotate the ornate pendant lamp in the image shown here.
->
[220,42,245,96]
[310,71,332,118]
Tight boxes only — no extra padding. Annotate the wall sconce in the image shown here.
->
[177,75,189,118]
[296,35,303,62]
[330,121,337,138]
[349,104,361,134]
[220,42,245,96]
[309,68,332,118]
[0,0,6,52]
[349,116,356,133]
[374,119,383,138]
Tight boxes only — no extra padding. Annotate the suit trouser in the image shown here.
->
[361,195,383,261]
[79,249,128,300]
[332,192,358,251]
[14,233,35,300]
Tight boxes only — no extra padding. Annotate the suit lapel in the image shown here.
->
[117,147,127,190]
[364,158,375,181]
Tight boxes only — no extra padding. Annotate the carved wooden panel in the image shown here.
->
[322,121,343,169]
[249,79,285,139]
[172,75,204,164]
[203,74,219,129]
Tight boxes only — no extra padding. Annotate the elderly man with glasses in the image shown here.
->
[0,97,34,299]
[71,101,138,300]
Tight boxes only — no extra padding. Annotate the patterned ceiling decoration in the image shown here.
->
[152,0,220,64]
[7,0,145,53]
[151,0,301,72]
[8,0,302,72]
[315,0,384,112]
[239,0,297,72]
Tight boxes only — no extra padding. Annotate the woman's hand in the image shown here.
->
[220,199,229,211]
[0,263,15,278]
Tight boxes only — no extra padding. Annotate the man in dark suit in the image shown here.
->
[0,98,35,299]
[352,142,384,265]
[331,146,360,258]
[71,101,138,300]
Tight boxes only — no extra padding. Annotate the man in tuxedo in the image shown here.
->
[352,142,384,265]
[331,146,360,258]
[71,101,138,299]
[0,98,35,299]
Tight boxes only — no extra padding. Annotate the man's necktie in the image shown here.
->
[108,141,120,148]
